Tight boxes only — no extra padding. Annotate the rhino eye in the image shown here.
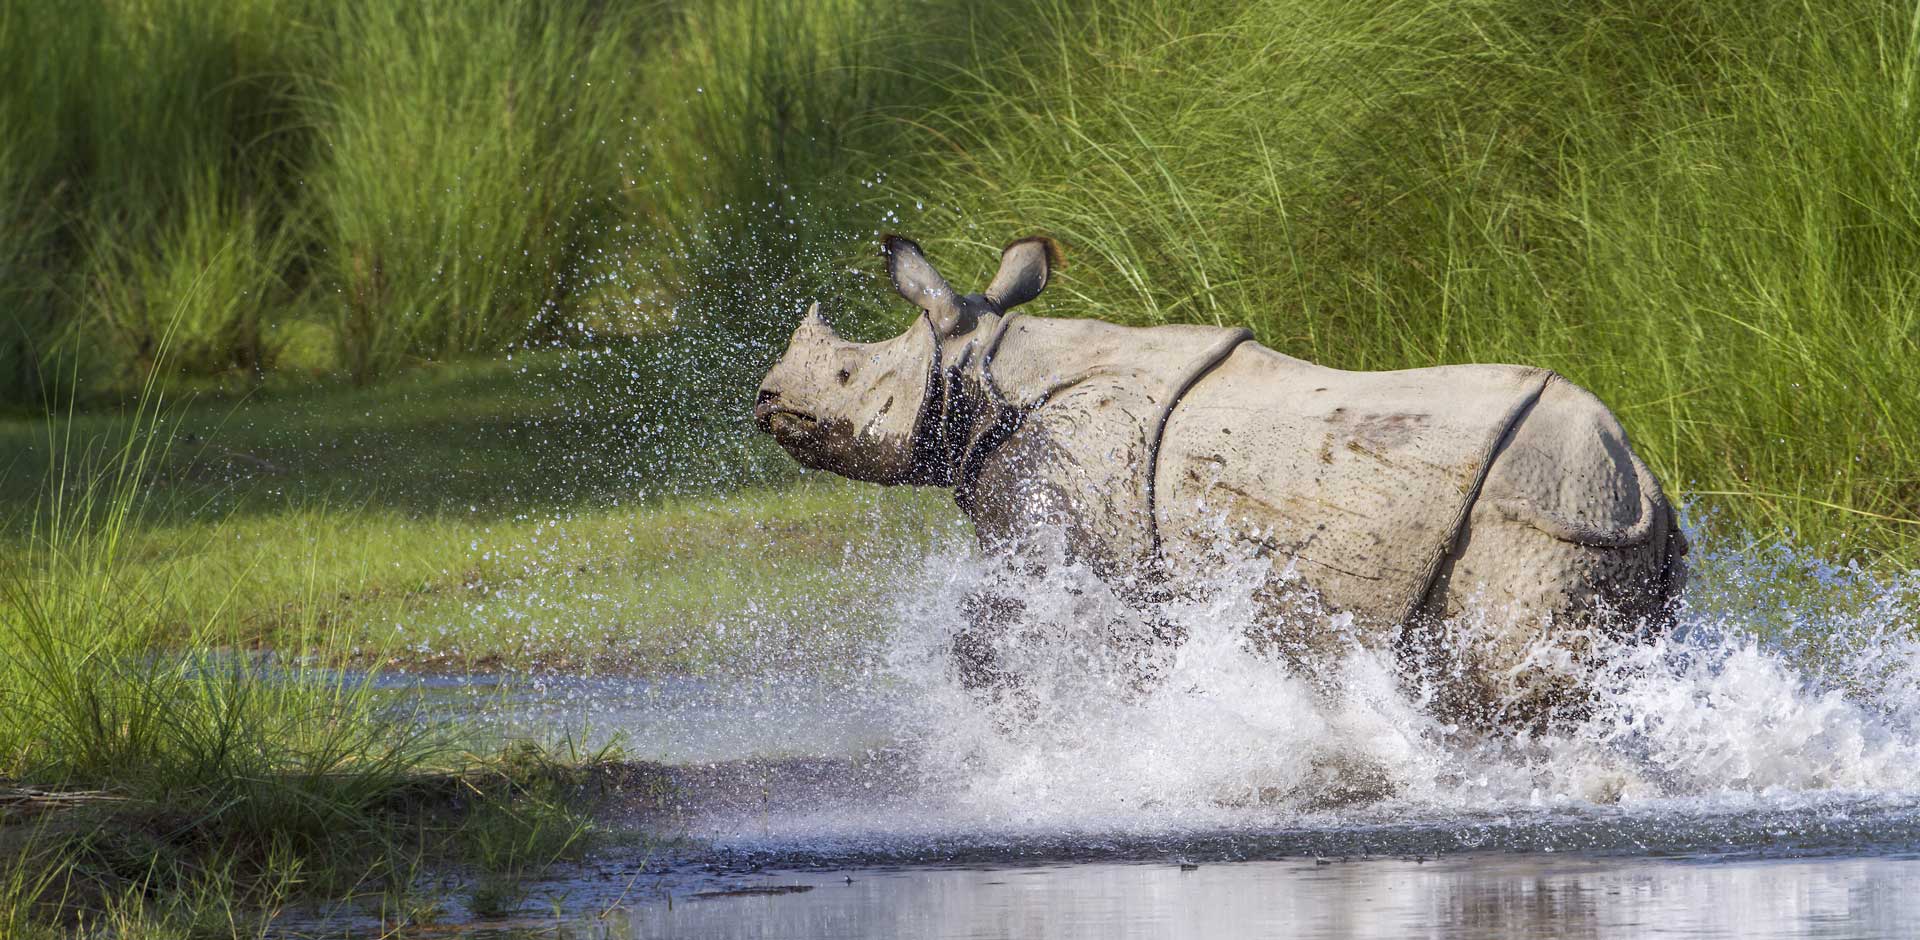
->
[836,367,852,384]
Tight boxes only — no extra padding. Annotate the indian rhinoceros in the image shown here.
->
[754,235,1687,724]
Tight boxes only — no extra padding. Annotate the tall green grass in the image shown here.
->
[0,377,432,918]
[4,0,1917,551]
[0,366,644,931]
[888,0,1920,557]
[84,184,298,382]
[0,0,307,399]
[0,0,926,396]
[304,0,647,381]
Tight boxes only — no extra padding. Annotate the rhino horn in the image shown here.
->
[882,235,964,335]
[985,236,1059,311]
[793,301,838,342]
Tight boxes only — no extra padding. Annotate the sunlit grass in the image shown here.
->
[0,354,428,931]
[0,454,648,933]
[304,0,647,382]
[0,352,682,935]
[0,350,960,673]
[887,0,1920,561]
[6,0,1916,555]
[0,0,935,400]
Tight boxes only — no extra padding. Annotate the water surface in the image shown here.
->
[303,534,1920,938]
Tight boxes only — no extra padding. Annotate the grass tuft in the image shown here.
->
[0,348,641,933]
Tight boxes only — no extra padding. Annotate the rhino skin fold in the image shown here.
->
[755,236,1687,726]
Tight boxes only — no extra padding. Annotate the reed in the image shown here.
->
[301,0,651,382]
[0,348,425,919]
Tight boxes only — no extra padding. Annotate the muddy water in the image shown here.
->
[310,532,1920,937]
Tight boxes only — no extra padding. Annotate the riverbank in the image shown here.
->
[0,349,954,935]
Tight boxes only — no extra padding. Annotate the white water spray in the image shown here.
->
[876,523,1920,831]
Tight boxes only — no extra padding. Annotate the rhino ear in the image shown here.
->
[882,235,962,332]
[985,236,1059,311]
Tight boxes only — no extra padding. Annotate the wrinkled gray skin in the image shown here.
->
[756,236,1687,726]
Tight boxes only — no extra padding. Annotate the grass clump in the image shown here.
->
[0,0,307,400]
[0,376,424,928]
[0,375,651,934]
[304,0,645,383]
[84,183,298,384]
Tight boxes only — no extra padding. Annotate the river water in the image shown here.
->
[564,853,1918,940]
[303,532,1920,937]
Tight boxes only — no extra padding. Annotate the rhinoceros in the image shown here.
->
[754,235,1687,724]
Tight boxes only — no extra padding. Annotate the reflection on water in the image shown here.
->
[379,671,900,763]
[427,853,1915,940]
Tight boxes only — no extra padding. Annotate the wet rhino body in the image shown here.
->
[756,236,1686,723]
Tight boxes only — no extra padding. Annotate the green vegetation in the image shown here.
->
[6,0,1920,932]
[0,0,952,401]
[4,0,1915,552]
[893,0,1920,561]
[0,375,549,935]
[0,355,937,934]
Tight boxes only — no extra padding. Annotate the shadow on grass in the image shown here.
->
[0,337,797,529]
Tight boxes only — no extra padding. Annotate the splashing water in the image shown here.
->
[420,505,1920,860]
[866,525,1920,832]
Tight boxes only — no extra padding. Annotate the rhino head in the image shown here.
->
[754,234,1057,484]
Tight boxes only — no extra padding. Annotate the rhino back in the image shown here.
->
[1155,343,1551,625]
[985,316,1245,407]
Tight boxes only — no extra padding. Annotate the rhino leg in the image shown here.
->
[1109,580,1187,692]
[950,566,1185,715]
[1408,378,1686,727]
[954,589,1023,691]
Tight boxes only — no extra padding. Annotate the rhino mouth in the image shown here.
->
[753,393,820,441]
[763,409,818,439]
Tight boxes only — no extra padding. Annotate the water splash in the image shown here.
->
[395,474,1920,856]
[873,522,1920,831]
